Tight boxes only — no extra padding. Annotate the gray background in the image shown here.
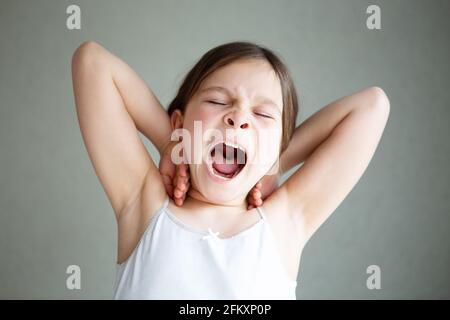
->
[0,0,449,299]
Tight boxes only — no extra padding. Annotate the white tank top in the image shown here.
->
[113,198,298,299]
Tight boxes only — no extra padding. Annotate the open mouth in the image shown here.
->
[209,142,247,179]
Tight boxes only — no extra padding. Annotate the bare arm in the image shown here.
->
[266,87,390,244]
[71,41,172,220]
[279,108,342,173]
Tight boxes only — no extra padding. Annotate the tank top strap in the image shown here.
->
[255,206,267,221]
[162,196,170,210]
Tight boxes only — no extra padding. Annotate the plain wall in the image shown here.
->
[0,0,449,299]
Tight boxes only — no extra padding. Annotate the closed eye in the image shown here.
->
[207,100,227,106]
[254,112,273,119]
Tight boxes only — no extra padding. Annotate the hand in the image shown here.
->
[159,141,190,206]
[172,163,190,206]
[247,174,279,210]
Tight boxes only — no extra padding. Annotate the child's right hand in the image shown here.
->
[159,141,190,206]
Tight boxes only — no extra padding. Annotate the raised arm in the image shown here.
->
[71,41,171,221]
[266,87,390,244]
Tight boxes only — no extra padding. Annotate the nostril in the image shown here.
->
[227,118,234,126]
[240,123,249,129]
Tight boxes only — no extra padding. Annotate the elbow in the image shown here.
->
[71,41,103,71]
[362,86,390,121]
[368,86,390,113]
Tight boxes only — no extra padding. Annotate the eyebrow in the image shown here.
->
[198,86,281,112]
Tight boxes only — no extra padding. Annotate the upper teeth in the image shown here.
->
[223,141,245,153]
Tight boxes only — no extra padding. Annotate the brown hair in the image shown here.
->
[167,41,298,153]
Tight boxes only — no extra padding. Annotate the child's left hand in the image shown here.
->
[247,174,279,210]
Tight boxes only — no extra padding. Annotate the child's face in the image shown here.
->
[179,59,283,204]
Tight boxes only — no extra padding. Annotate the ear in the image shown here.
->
[170,109,184,131]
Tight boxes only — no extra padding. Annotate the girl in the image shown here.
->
[71,41,390,299]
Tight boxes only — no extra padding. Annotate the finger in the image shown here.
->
[178,173,190,185]
[174,187,184,199]
[175,197,183,207]
[177,181,187,192]
[255,182,262,189]
[176,176,189,192]
[178,164,187,177]
[175,167,189,183]
[175,193,186,207]
[180,192,187,205]
[174,182,188,197]
[255,198,263,207]
[182,165,190,181]
[252,189,262,199]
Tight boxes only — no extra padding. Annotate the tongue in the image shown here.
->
[212,145,239,175]
[213,162,239,174]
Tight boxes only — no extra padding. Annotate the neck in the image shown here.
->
[185,188,248,216]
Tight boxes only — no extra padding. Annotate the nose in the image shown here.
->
[224,111,250,129]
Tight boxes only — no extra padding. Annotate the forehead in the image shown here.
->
[197,59,283,111]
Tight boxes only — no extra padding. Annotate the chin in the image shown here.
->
[192,165,250,204]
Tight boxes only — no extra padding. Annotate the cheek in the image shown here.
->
[184,105,217,132]
[255,128,281,174]
[197,107,217,129]
[255,123,282,157]
[181,106,219,164]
